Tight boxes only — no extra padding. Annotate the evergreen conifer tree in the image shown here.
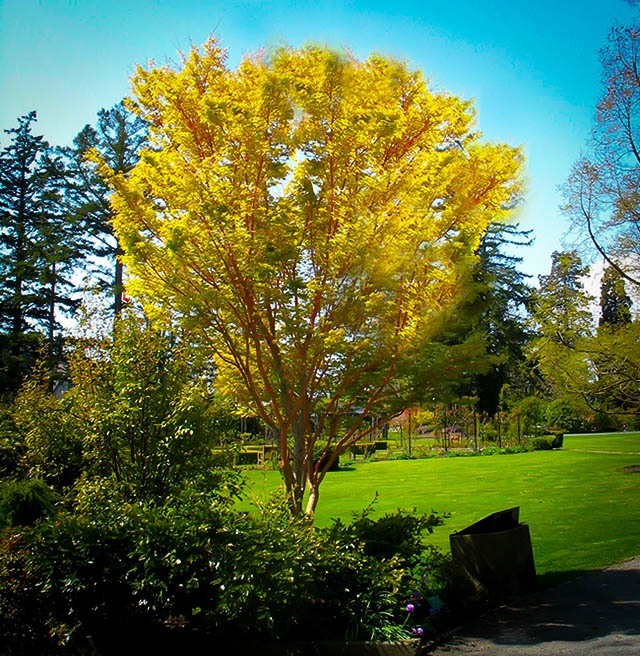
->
[599,264,632,327]
[0,112,78,393]
[60,101,148,317]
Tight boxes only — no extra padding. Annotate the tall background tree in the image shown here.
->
[563,14,640,288]
[60,101,148,317]
[560,6,640,427]
[528,250,594,397]
[107,39,523,514]
[0,112,79,394]
[467,221,535,415]
[599,264,633,327]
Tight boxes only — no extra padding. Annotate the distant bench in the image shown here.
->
[235,444,279,466]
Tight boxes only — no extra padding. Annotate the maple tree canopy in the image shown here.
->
[106,39,523,514]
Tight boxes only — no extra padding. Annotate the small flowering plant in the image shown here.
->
[401,589,445,640]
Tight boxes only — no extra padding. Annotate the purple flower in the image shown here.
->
[412,627,424,636]
[405,603,415,613]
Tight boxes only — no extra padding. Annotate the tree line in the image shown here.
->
[0,98,637,427]
[0,103,147,394]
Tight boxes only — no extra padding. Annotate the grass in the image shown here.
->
[242,432,640,587]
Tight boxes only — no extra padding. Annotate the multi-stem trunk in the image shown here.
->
[279,425,304,516]
[280,418,322,516]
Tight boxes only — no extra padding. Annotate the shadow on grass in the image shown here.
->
[536,568,598,590]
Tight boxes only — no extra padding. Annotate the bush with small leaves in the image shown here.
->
[0,479,59,528]
[0,487,451,650]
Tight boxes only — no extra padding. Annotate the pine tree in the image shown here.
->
[535,251,594,345]
[1,113,51,391]
[528,250,594,396]
[0,113,80,393]
[599,264,632,327]
[60,101,148,317]
[470,222,536,414]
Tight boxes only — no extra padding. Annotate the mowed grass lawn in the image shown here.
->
[243,433,640,586]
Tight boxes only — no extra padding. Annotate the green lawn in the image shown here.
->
[242,432,640,586]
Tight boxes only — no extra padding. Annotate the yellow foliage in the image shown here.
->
[108,37,523,513]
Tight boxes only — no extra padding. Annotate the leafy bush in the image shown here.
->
[5,314,241,503]
[545,398,590,434]
[391,451,418,460]
[481,445,527,456]
[503,445,529,454]
[481,427,498,443]
[516,396,549,437]
[0,487,450,651]
[11,374,86,490]
[343,504,443,560]
[0,479,59,528]
[0,407,24,479]
[527,435,563,451]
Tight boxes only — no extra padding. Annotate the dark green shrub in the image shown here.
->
[313,444,340,471]
[527,435,555,451]
[0,479,59,527]
[527,433,563,450]
[481,427,498,443]
[0,483,231,653]
[348,505,443,559]
[550,432,564,449]
[0,486,451,650]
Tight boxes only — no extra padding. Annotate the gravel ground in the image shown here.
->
[424,556,640,656]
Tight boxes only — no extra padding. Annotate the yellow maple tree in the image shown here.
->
[107,38,523,514]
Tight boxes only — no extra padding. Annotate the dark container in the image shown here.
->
[449,506,536,602]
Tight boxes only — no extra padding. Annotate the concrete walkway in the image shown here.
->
[426,556,640,656]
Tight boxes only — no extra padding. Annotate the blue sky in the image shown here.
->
[1,0,637,281]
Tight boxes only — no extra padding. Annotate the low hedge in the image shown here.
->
[0,479,450,653]
[527,433,564,451]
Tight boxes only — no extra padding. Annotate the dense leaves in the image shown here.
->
[108,39,523,513]
[0,488,449,652]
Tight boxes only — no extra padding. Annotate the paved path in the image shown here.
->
[426,556,640,656]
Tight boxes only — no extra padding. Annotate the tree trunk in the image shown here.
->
[114,245,124,319]
[305,482,319,515]
[47,262,56,361]
[279,424,305,516]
